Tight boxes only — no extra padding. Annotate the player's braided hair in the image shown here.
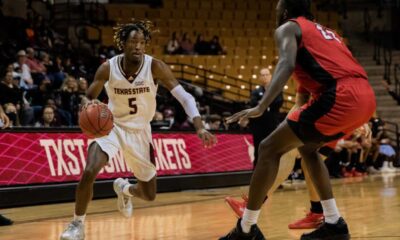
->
[284,0,314,20]
[113,19,157,51]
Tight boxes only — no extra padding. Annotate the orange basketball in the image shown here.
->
[79,103,113,138]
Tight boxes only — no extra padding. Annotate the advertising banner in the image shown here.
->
[0,132,254,186]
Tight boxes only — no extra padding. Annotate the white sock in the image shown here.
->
[241,208,261,233]
[74,213,86,223]
[321,199,341,224]
[123,184,133,197]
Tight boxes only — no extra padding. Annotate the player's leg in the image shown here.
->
[124,176,157,201]
[289,159,324,229]
[60,143,108,240]
[75,143,109,215]
[225,150,297,218]
[113,126,157,217]
[220,121,304,239]
[298,144,350,240]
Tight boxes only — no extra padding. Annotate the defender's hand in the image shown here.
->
[226,107,263,125]
[197,129,217,148]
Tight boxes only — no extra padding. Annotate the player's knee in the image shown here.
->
[258,139,285,160]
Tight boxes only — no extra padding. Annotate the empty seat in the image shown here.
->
[224,1,236,10]
[244,21,257,28]
[201,0,212,9]
[176,0,188,9]
[188,1,200,9]
[163,0,175,9]
[212,1,223,10]
[223,11,234,20]
[208,11,221,20]
[236,38,249,47]
[234,11,246,20]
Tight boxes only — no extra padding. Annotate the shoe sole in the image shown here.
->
[288,224,321,229]
[301,234,350,240]
[60,234,84,240]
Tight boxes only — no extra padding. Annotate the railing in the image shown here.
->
[168,63,252,101]
[167,63,295,108]
[395,64,400,97]
[383,44,392,82]
[373,28,381,65]
[385,121,400,162]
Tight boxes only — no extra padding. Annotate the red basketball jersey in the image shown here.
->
[289,17,367,95]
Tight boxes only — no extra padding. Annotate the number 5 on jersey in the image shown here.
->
[128,98,137,114]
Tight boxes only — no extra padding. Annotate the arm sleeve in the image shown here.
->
[170,85,200,120]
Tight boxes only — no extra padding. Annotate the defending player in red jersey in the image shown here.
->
[222,0,376,239]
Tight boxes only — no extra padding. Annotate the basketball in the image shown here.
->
[79,103,114,138]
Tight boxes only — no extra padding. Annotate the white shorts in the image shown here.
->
[94,123,156,182]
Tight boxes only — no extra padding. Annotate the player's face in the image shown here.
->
[124,30,146,63]
[276,0,288,27]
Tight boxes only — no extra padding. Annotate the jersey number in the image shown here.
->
[128,98,137,114]
[316,24,341,43]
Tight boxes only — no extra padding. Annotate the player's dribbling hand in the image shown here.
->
[0,112,10,129]
[196,129,217,148]
[226,107,263,125]
[80,98,102,110]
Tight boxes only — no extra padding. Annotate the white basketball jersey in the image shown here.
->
[105,54,157,130]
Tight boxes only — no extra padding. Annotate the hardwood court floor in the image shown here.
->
[0,174,399,240]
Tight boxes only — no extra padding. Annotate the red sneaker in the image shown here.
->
[288,212,324,229]
[342,167,353,178]
[224,195,247,218]
[351,168,365,177]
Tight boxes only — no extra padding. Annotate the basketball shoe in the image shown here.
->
[225,195,248,218]
[113,178,133,218]
[219,218,266,240]
[60,220,85,240]
[0,214,13,226]
[300,217,350,240]
[288,211,324,229]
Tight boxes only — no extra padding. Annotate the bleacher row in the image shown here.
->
[88,0,341,102]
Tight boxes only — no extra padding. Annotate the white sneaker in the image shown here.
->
[113,178,133,218]
[367,166,381,174]
[60,220,85,240]
[380,166,396,173]
[388,162,400,172]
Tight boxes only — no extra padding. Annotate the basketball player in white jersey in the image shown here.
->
[60,20,216,240]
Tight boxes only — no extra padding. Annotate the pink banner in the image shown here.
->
[0,132,254,186]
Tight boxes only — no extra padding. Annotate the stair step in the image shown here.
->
[377,110,400,118]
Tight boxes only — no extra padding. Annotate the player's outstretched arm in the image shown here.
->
[81,61,110,107]
[226,21,301,124]
[152,58,217,148]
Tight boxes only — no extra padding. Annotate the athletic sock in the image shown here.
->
[310,201,323,214]
[123,184,134,197]
[241,208,261,233]
[74,213,86,223]
[321,199,341,224]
